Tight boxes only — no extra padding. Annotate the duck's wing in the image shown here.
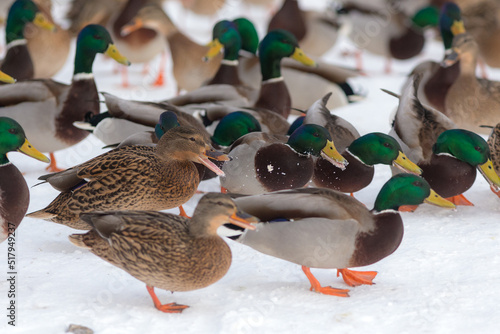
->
[281,58,360,84]
[0,79,67,106]
[385,74,457,163]
[164,84,251,107]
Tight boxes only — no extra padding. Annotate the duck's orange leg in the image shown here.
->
[301,266,350,297]
[221,186,228,194]
[178,205,190,218]
[337,268,377,287]
[45,152,64,172]
[146,285,189,313]
[445,194,474,206]
[121,66,130,88]
[398,205,419,212]
[152,52,167,87]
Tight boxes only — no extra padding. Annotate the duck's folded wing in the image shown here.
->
[0,79,67,106]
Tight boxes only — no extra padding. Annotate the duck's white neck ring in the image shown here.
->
[345,149,370,167]
[6,39,27,50]
[221,59,239,66]
[262,77,284,85]
[73,73,94,81]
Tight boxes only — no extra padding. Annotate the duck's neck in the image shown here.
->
[457,52,478,78]
[5,17,27,44]
[209,61,241,86]
[0,155,10,166]
[260,56,283,81]
[73,47,98,76]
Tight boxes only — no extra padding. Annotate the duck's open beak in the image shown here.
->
[229,211,258,230]
[203,39,223,62]
[121,18,143,36]
[18,139,50,163]
[291,47,316,67]
[105,44,131,66]
[33,12,56,32]
[198,148,226,176]
[478,159,500,193]
[321,140,348,170]
[393,151,422,175]
[0,70,15,84]
[424,189,456,209]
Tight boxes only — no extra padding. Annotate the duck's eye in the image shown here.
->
[383,142,391,148]
[413,181,423,187]
[93,34,102,40]
[312,132,320,138]
[189,137,196,142]
[474,146,482,152]
[8,128,17,135]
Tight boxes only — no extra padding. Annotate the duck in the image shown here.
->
[385,73,500,206]
[68,193,257,313]
[1,0,55,81]
[0,24,131,172]
[210,111,261,148]
[27,126,227,229]
[267,0,341,57]
[110,0,168,87]
[66,0,126,36]
[0,117,50,242]
[223,174,455,296]
[441,32,500,135]
[220,124,348,195]
[409,2,465,112]
[480,123,500,197]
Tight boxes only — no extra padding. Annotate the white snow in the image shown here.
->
[1,1,500,333]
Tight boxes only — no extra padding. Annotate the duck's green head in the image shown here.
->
[411,6,439,29]
[155,111,180,140]
[287,124,347,170]
[204,20,241,62]
[0,117,49,165]
[5,0,55,43]
[433,129,500,191]
[374,174,455,212]
[74,24,131,75]
[347,133,422,174]
[233,17,259,55]
[211,111,261,147]
[259,29,316,81]
[439,2,465,50]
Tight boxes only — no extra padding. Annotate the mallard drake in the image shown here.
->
[25,0,71,79]
[224,174,454,296]
[386,74,500,206]
[410,2,464,112]
[0,24,130,172]
[210,111,261,147]
[220,124,348,195]
[442,32,500,135]
[267,0,341,57]
[1,0,55,81]
[69,193,257,313]
[27,126,227,229]
[0,117,49,242]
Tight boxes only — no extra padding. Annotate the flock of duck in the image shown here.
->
[0,0,499,314]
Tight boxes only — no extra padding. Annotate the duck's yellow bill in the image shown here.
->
[478,159,500,193]
[33,12,56,32]
[321,140,348,170]
[424,189,456,209]
[121,18,143,36]
[291,47,316,67]
[393,151,422,175]
[451,20,466,36]
[0,70,16,84]
[18,139,50,163]
[105,44,131,66]
[203,39,223,62]
[229,211,258,230]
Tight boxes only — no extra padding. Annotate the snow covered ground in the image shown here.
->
[1,0,500,333]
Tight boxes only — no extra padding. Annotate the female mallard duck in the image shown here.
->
[410,2,464,112]
[1,0,55,81]
[267,0,340,57]
[442,32,500,135]
[69,193,257,313]
[27,126,227,229]
[484,122,500,197]
[220,124,348,195]
[224,174,454,296]
[0,117,50,242]
[0,24,130,172]
[386,74,500,206]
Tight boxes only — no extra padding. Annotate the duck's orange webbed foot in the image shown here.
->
[301,266,350,297]
[178,205,190,218]
[446,194,474,206]
[337,268,377,287]
[398,205,419,212]
[146,285,189,313]
[46,153,64,172]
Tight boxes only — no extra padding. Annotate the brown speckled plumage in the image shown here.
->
[487,123,500,175]
[28,126,215,229]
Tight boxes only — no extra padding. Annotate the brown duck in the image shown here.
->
[27,126,227,229]
[69,193,257,313]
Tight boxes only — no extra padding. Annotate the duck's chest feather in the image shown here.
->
[350,211,403,267]
[312,152,374,193]
[55,78,99,145]
[420,154,476,198]
[424,62,459,112]
[1,44,34,81]
[208,64,242,86]
[0,164,29,242]
[255,80,291,119]
[255,143,313,192]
